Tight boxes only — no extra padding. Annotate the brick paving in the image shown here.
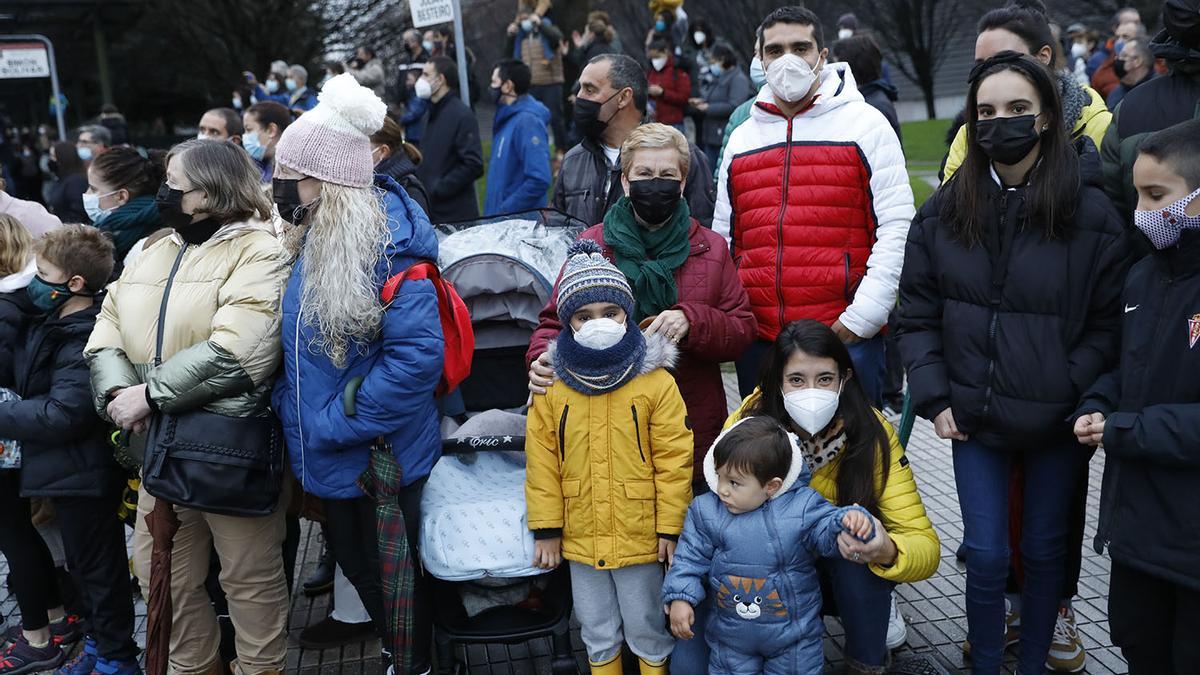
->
[1,373,1128,674]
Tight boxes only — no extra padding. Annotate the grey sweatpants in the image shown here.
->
[569,561,675,665]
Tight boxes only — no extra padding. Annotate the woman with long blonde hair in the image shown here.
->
[272,73,443,675]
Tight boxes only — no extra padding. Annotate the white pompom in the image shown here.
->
[316,73,388,135]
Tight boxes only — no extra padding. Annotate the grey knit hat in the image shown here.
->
[556,240,634,323]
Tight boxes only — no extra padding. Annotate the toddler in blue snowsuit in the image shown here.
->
[662,416,874,675]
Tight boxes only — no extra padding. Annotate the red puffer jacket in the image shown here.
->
[527,219,757,481]
[714,64,914,343]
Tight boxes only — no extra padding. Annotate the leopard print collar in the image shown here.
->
[800,417,847,470]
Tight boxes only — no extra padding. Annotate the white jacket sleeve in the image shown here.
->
[712,127,741,249]
[838,110,915,339]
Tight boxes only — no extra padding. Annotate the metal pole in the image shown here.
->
[451,0,469,107]
[1,34,66,140]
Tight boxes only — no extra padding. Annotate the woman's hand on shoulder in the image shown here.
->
[528,352,556,394]
[644,309,689,344]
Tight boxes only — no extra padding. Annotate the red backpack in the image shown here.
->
[381,261,474,397]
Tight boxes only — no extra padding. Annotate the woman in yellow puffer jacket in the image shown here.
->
[669,320,939,675]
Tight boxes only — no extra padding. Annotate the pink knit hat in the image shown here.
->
[275,73,387,188]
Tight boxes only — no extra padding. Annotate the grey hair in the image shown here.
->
[288,64,308,83]
[589,53,648,113]
[165,139,273,225]
[77,124,111,146]
[1124,38,1153,67]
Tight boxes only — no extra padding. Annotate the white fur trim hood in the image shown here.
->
[703,416,806,498]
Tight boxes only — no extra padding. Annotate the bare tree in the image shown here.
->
[851,0,982,119]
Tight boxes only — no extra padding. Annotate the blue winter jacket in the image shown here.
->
[483,94,551,215]
[274,175,445,498]
[662,462,867,673]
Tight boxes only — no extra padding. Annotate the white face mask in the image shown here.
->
[838,28,854,40]
[749,56,766,89]
[693,31,706,45]
[782,382,842,436]
[766,53,822,104]
[651,57,668,71]
[415,77,434,99]
[573,318,627,350]
[83,190,118,224]
[1070,42,1088,59]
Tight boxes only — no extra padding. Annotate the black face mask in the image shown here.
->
[1112,58,1128,79]
[573,90,621,142]
[627,177,682,225]
[489,85,504,105]
[155,182,195,230]
[47,159,58,175]
[975,114,1041,166]
[272,178,314,226]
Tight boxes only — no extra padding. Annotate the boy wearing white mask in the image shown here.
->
[713,5,914,408]
[525,239,693,675]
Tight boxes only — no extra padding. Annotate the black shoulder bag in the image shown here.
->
[142,244,283,517]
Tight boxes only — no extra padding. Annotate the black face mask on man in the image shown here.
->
[272,178,316,226]
[155,182,195,230]
[573,89,622,142]
[975,114,1042,166]
[627,177,682,225]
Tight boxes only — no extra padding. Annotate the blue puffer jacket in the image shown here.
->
[483,94,551,215]
[274,175,444,498]
[662,425,868,674]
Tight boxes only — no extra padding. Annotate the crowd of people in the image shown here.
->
[0,1,1198,675]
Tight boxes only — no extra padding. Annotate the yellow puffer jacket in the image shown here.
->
[86,221,288,422]
[942,84,1111,183]
[728,392,940,583]
[525,335,694,569]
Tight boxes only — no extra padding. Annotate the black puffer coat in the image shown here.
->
[0,300,123,497]
[897,147,1133,448]
[0,290,34,388]
[1076,231,1200,592]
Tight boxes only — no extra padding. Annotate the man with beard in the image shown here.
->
[553,53,714,227]
[271,73,443,675]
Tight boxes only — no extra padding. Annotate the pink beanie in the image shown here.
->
[275,73,387,188]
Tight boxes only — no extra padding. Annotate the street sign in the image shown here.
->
[0,42,49,79]
[411,0,454,28]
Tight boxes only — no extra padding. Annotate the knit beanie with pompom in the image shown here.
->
[275,73,387,188]
[556,239,635,324]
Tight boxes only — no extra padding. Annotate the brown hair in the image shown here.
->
[369,116,422,165]
[0,214,33,277]
[90,146,166,199]
[165,139,274,225]
[36,224,115,292]
[51,142,85,178]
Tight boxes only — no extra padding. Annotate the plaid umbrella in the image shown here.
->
[357,441,415,675]
[144,498,180,675]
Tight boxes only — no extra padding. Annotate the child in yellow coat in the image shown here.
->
[525,240,693,674]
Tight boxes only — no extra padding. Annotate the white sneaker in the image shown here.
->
[886,592,908,650]
[1046,607,1086,672]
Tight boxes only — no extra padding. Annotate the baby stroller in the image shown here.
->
[419,209,586,675]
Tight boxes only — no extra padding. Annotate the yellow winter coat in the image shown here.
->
[86,221,288,421]
[727,392,940,584]
[525,336,694,569]
[942,84,1111,183]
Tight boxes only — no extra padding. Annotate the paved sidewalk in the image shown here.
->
[0,399,1127,674]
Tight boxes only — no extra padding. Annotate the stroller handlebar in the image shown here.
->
[442,435,526,454]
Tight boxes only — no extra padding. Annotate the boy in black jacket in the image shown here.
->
[0,225,140,675]
[1073,119,1200,675]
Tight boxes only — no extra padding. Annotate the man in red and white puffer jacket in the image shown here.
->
[714,6,914,404]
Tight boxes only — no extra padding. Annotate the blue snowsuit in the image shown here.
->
[662,474,869,675]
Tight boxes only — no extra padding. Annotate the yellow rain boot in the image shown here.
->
[590,652,623,675]
[638,656,668,674]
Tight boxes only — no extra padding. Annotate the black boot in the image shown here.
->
[297,615,376,650]
[302,545,335,597]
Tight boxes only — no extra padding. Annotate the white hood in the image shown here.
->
[0,257,36,293]
[702,416,806,498]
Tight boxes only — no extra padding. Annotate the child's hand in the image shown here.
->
[1073,412,1106,447]
[839,514,897,567]
[658,538,677,568]
[533,537,562,569]
[667,600,695,639]
[841,508,874,542]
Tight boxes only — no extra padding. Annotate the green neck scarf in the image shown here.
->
[602,196,691,321]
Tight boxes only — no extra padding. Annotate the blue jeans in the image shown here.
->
[953,439,1084,674]
[735,335,885,408]
[669,557,893,672]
